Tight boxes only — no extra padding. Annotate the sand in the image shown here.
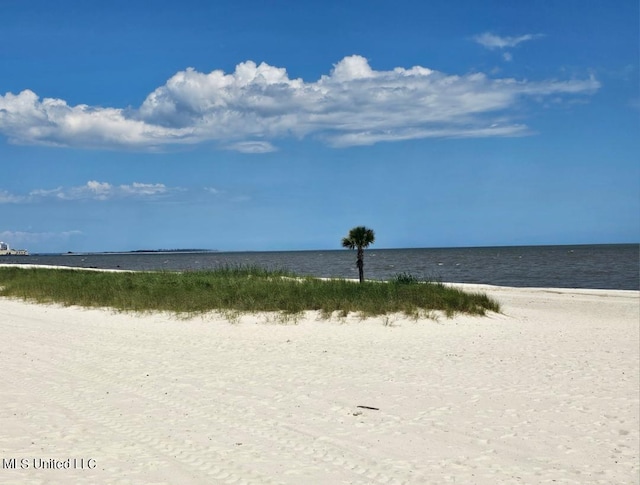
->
[0,282,638,484]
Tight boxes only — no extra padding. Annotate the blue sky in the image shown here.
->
[1,0,638,253]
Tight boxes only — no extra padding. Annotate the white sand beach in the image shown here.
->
[0,283,638,484]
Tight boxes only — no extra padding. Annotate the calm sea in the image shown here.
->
[1,244,638,290]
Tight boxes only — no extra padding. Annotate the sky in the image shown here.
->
[0,0,638,253]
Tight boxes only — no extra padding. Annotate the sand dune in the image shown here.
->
[0,284,638,484]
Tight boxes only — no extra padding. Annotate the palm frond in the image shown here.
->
[341,237,356,249]
[345,226,375,249]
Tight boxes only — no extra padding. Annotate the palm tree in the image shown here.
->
[341,226,375,283]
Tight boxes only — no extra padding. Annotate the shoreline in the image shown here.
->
[0,282,638,484]
[0,263,137,273]
[1,263,638,294]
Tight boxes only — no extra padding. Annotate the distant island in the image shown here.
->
[128,249,218,253]
[64,249,218,255]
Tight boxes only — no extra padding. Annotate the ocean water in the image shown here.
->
[1,244,638,290]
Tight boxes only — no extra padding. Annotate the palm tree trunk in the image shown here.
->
[357,247,364,283]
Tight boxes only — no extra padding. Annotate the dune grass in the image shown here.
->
[0,265,500,319]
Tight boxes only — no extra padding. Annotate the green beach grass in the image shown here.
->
[0,265,500,319]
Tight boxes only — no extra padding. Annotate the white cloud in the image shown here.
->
[0,230,82,246]
[474,32,544,50]
[60,181,170,200]
[119,182,170,197]
[0,55,599,151]
[330,55,376,81]
[0,190,24,203]
[329,124,531,147]
[0,181,171,203]
[0,90,191,150]
[225,141,277,153]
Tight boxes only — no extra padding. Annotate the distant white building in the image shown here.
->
[0,241,29,256]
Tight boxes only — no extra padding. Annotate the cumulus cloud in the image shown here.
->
[474,32,544,50]
[0,90,191,150]
[0,55,599,151]
[0,181,172,203]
